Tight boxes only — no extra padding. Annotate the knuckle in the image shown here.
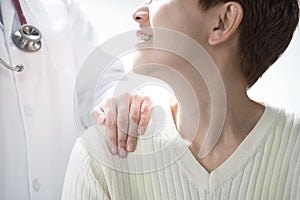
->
[126,92,131,97]
[139,117,147,126]
[118,106,128,116]
[106,105,115,114]
[105,99,116,110]
[107,136,117,144]
[139,114,150,126]
[130,112,139,123]
[104,98,112,106]
[143,96,152,103]
[141,106,151,114]
[128,131,138,137]
[121,93,131,101]
[118,139,127,147]
[106,120,116,128]
[131,93,142,101]
[117,116,128,128]
[131,93,138,100]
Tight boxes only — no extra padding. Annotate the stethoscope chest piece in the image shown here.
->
[12,24,42,52]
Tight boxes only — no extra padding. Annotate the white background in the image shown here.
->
[80,0,300,114]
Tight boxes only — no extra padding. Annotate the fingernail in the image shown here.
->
[98,115,105,124]
[110,145,118,155]
[127,142,134,152]
[138,126,146,135]
[118,148,127,158]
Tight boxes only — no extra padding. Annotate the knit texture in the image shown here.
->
[62,105,300,200]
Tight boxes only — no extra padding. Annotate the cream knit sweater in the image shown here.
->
[62,105,300,200]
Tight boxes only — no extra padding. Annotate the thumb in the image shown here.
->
[170,97,179,130]
[91,105,106,125]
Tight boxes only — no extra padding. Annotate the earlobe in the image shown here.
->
[208,2,243,46]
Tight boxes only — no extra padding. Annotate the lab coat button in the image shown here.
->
[24,105,32,117]
[32,179,40,192]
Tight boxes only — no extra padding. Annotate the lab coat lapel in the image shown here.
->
[1,0,17,41]
[0,4,3,24]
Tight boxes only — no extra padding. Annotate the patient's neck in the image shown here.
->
[135,62,264,172]
[175,70,264,173]
[158,63,264,172]
[133,45,266,172]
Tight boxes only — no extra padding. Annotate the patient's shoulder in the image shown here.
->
[78,105,184,173]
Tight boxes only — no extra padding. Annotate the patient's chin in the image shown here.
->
[132,49,182,73]
[133,63,165,78]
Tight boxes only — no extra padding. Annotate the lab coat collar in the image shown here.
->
[0,3,3,24]
[0,0,18,41]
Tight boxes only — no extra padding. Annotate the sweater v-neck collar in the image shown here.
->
[171,105,282,191]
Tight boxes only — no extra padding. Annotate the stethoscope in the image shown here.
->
[0,0,42,72]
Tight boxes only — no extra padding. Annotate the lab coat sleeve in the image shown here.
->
[76,57,124,129]
[62,139,110,200]
[67,0,99,72]
[67,0,126,128]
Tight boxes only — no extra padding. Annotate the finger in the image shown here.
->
[116,93,131,158]
[126,135,138,152]
[104,99,118,155]
[170,97,179,130]
[128,94,144,137]
[92,105,106,125]
[138,97,153,135]
[127,94,144,152]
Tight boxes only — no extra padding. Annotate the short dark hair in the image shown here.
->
[199,0,299,86]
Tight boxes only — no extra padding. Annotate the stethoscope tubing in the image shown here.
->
[0,0,42,72]
[12,0,42,52]
[0,57,24,72]
[13,0,27,25]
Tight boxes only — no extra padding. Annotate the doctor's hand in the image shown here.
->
[92,93,153,158]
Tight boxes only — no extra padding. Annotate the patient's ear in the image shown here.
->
[208,2,243,45]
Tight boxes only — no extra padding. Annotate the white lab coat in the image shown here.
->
[0,0,123,199]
